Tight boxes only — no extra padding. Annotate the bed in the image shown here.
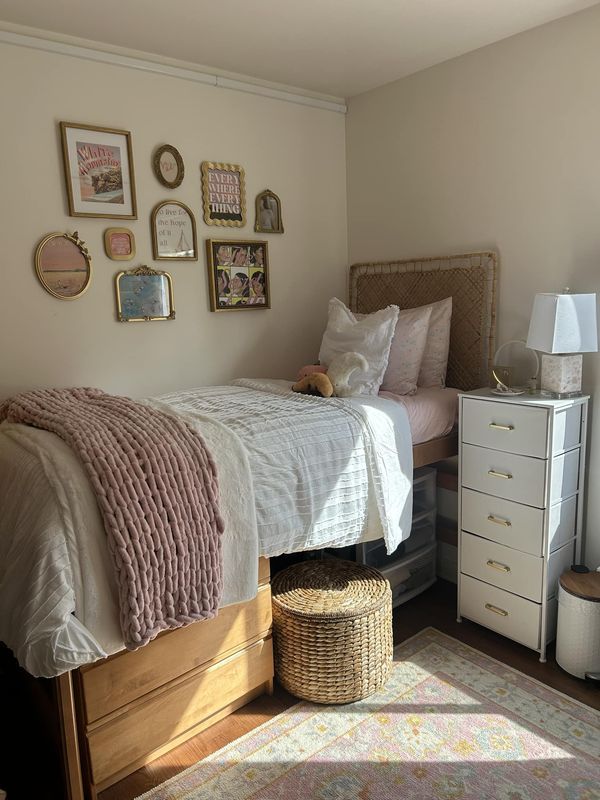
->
[0,251,497,800]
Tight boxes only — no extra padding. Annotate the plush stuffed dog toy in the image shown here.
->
[292,352,368,398]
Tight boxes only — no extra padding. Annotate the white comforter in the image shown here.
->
[0,380,412,677]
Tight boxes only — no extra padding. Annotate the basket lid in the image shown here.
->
[271,559,390,620]
[560,569,600,602]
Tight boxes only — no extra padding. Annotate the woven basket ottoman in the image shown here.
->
[271,559,393,704]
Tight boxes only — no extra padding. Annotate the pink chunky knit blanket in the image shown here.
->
[0,387,224,650]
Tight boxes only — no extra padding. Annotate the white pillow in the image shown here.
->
[319,298,399,396]
[418,297,452,388]
[380,304,433,395]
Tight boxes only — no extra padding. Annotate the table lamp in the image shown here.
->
[526,290,598,397]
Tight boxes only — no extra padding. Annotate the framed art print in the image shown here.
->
[60,122,137,218]
[255,189,284,233]
[115,265,175,322]
[151,201,197,260]
[201,161,246,227]
[152,144,184,189]
[104,227,135,261]
[35,231,92,300]
[206,239,269,311]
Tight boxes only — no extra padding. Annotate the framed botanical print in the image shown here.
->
[104,227,135,261]
[60,122,137,218]
[255,189,284,234]
[201,161,246,227]
[115,265,175,322]
[151,201,197,260]
[206,239,269,311]
[152,144,184,189]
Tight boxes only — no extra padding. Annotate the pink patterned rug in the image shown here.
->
[136,628,600,800]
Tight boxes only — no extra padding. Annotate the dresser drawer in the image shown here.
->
[462,444,547,507]
[460,574,540,650]
[461,489,544,556]
[460,531,543,601]
[462,398,548,457]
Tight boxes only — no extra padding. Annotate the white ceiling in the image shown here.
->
[0,0,597,98]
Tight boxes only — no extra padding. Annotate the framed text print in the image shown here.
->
[201,161,246,227]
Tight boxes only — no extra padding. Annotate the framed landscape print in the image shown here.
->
[60,122,137,218]
[35,231,92,300]
[201,161,246,227]
[115,265,175,322]
[104,227,135,261]
[206,239,269,311]
[151,200,197,260]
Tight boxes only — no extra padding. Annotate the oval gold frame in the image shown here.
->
[151,200,198,261]
[152,144,184,189]
[34,231,92,300]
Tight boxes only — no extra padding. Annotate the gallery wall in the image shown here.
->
[0,41,348,399]
[346,3,600,565]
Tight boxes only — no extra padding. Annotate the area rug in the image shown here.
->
[136,628,600,800]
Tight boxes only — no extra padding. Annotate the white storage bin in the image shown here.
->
[413,466,437,515]
[382,543,437,607]
[556,572,600,679]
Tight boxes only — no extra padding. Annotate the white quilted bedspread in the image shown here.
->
[0,380,412,677]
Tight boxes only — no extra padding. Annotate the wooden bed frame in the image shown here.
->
[54,252,498,799]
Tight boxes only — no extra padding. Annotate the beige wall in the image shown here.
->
[0,42,347,399]
[346,4,600,565]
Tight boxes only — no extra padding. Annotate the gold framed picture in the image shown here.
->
[35,231,92,300]
[152,144,184,189]
[206,239,269,311]
[59,121,137,218]
[115,265,175,322]
[255,189,284,234]
[104,228,136,261]
[151,201,197,260]
[200,161,246,227]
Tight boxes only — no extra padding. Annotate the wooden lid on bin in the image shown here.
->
[560,569,600,602]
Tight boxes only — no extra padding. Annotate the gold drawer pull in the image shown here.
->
[488,469,513,480]
[486,559,511,573]
[485,603,509,617]
[487,514,511,527]
[489,422,514,431]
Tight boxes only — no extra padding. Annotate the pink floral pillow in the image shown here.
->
[380,305,433,395]
[418,297,452,388]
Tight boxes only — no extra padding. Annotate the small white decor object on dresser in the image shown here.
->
[457,388,589,662]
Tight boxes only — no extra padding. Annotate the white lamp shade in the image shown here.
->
[526,293,598,354]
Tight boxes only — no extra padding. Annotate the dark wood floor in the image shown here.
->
[1,579,598,800]
[100,578,600,800]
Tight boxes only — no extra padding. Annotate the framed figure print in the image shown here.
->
[152,144,184,189]
[151,201,197,260]
[104,227,135,261]
[201,161,246,227]
[115,265,175,322]
[60,122,137,218]
[206,239,269,311]
[255,189,284,234]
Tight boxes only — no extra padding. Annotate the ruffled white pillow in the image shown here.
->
[319,298,399,395]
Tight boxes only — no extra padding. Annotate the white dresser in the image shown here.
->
[457,389,588,662]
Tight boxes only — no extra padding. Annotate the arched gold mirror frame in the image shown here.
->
[34,231,92,300]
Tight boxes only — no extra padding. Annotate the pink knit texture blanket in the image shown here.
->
[0,387,225,650]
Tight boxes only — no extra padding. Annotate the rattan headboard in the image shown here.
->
[349,252,498,391]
